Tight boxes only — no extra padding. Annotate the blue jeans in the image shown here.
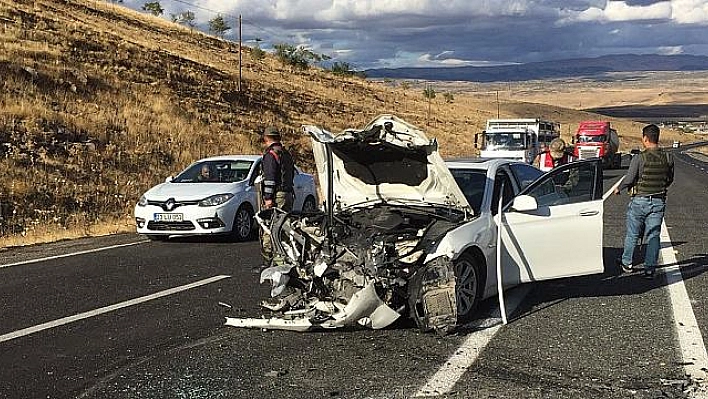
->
[621,196,666,272]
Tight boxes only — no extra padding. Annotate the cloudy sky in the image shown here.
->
[122,0,708,70]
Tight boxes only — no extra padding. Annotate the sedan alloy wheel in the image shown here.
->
[232,206,254,241]
[454,253,481,323]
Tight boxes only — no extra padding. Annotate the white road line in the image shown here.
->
[0,275,230,343]
[660,222,708,384]
[611,171,708,390]
[0,242,144,269]
[413,286,531,397]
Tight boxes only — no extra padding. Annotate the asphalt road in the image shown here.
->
[1,146,706,399]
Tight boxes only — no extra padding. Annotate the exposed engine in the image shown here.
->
[225,115,475,335]
[226,204,465,334]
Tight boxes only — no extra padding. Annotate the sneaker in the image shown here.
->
[616,258,633,273]
[643,269,656,279]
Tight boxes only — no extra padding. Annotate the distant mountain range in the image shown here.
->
[364,54,708,82]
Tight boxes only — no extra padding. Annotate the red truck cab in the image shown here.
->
[573,121,621,168]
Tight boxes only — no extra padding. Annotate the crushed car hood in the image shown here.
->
[303,114,472,213]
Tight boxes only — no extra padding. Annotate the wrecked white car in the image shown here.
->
[226,115,605,334]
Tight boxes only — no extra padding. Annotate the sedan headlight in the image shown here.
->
[199,193,234,207]
[137,195,148,207]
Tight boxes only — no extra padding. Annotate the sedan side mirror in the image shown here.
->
[165,176,173,183]
[510,195,538,212]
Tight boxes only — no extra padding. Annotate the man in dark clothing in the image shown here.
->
[614,124,674,279]
[260,126,295,260]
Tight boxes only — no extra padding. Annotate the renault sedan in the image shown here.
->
[134,155,317,241]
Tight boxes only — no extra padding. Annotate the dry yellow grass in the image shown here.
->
[0,0,703,248]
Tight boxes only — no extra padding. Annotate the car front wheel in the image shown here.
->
[454,253,483,323]
[231,205,254,242]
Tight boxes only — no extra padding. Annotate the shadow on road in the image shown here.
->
[507,246,708,324]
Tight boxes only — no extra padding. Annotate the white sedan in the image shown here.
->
[134,155,318,241]
[227,115,605,334]
[445,157,604,322]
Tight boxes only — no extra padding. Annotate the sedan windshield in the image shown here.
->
[173,160,254,183]
[450,169,487,215]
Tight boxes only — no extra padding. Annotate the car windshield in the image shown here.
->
[577,134,606,143]
[509,163,544,189]
[483,133,526,150]
[172,160,254,183]
[450,169,487,215]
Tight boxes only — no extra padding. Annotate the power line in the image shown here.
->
[156,0,295,43]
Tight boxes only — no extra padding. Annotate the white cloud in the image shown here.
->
[657,45,684,54]
[120,0,708,69]
[188,0,540,25]
[412,53,520,68]
[671,0,708,24]
[564,1,672,23]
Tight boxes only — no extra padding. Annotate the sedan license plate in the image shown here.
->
[154,213,183,222]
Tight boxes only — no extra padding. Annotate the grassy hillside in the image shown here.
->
[0,0,670,246]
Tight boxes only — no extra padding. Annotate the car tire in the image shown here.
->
[454,252,483,324]
[302,195,317,212]
[231,204,254,242]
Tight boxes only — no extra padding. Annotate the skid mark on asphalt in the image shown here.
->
[0,242,144,269]
[659,221,708,386]
[0,275,230,343]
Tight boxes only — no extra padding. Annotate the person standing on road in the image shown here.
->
[533,138,573,172]
[614,124,674,279]
[260,126,295,261]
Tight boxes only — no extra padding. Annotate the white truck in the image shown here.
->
[475,118,560,163]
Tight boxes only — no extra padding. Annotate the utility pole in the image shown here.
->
[238,14,242,91]
[426,83,432,126]
[496,90,500,118]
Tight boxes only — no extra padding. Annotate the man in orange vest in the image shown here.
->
[534,138,573,172]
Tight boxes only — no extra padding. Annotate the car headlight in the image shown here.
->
[137,195,148,207]
[199,193,234,207]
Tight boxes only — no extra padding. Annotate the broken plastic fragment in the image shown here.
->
[260,264,294,297]
[224,283,401,332]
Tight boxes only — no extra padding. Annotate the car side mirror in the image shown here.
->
[250,174,264,186]
[510,195,538,212]
[165,176,173,183]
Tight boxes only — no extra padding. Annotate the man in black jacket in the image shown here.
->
[614,124,674,279]
[260,126,295,260]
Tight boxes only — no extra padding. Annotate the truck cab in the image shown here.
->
[573,121,621,168]
[475,119,560,164]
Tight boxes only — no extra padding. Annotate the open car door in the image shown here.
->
[501,159,604,283]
